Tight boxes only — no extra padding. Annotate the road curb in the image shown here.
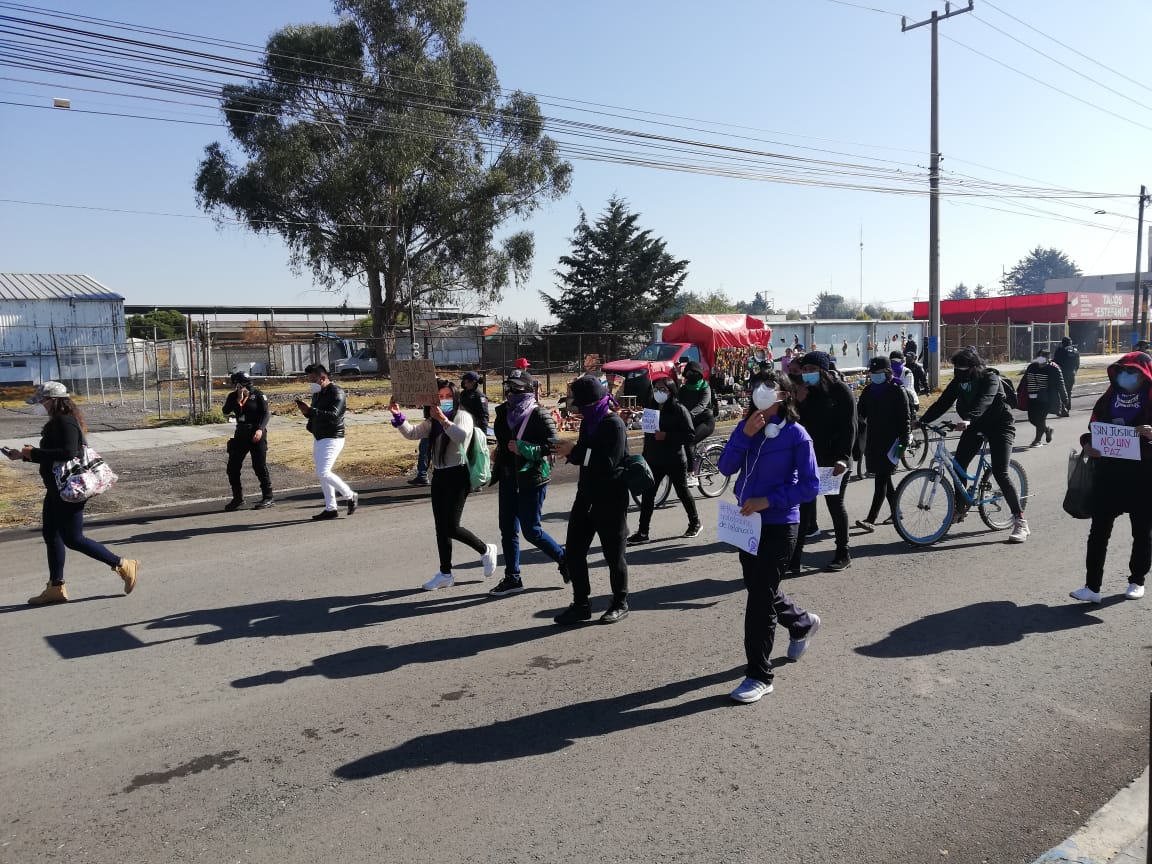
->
[1031,767,1148,864]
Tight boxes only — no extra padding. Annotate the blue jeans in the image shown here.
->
[42,493,121,584]
[498,478,564,577]
[416,437,430,479]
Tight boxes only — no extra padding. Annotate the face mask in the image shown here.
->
[439,400,455,414]
[953,367,971,382]
[31,402,48,416]
[801,372,821,386]
[653,390,669,404]
[871,373,887,385]
[1116,371,1141,392]
[788,373,803,385]
[1034,357,1048,365]
[752,385,778,410]
[309,382,322,394]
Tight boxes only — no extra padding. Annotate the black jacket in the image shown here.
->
[641,399,695,468]
[223,387,270,437]
[920,370,1014,433]
[305,383,346,439]
[28,414,84,493]
[679,381,714,424]
[1053,344,1080,376]
[857,382,912,464]
[797,377,856,467]
[459,388,489,433]
[1022,362,1067,407]
[493,402,560,490]
[569,413,627,496]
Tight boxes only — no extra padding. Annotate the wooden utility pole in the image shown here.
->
[902,1,974,389]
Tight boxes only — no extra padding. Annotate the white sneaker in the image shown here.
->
[729,677,773,703]
[422,572,454,591]
[685,476,700,488]
[1125,583,1145,600]
[1069,586,1102,603]
[481,543,499,578]
[1008,517,1029,543]
[787,613,821,661]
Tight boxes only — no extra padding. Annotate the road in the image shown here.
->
[1,390,1148,864]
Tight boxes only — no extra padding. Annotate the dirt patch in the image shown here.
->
[0,463,43,528]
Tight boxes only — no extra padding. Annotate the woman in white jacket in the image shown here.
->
[390,379,498,590]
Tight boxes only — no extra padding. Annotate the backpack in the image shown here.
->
[622,454,655,497]
[467,427,491,491]
[987,368,1019,411]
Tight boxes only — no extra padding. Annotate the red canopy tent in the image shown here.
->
[660,314,773,364]
[913,293,1067,324]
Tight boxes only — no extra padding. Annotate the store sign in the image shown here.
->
[1067,292,1134,321]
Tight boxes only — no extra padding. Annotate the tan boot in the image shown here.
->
[115,559,139,595]
[28,582,69,605]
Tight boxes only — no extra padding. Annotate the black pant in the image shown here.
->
[682,415,716,468]
[1085,500,1151,591]
[954,425,1023,516]
[638,461,699,535]
[1026,399,1051,442]
[226,433,272,499]
[42,493,121,584]
[739,523,814,684]
[790,471,849,566]
[566,485,629,603]
[866,463,897,523]
[430,465,487,574]
[1062,371,1076,408]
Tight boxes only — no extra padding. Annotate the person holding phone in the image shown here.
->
[717,370,822,704]
[296,364,357,520]
[221,370,273,511]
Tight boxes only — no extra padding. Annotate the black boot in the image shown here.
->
[825,548,851,572]
[224,496,243,512]
[554,601,592,626]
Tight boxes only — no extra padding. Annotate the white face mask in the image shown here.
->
[31,402,48,416]
[1034,357,1048,365]
[752,385,778,410]
[653,390,669,404]
[308,382,323,394]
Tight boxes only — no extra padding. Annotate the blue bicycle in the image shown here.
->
[892,422,1029,546]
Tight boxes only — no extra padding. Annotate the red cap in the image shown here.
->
[514,357,530,369]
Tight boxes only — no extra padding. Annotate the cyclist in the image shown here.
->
[916,347,1029,543]
[855,356,912,533]
[678,361,715,488]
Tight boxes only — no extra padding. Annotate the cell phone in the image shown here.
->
[2,446,18,457]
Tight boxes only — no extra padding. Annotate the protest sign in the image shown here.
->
[816,466,842,496]
[717,500,762,554]
[390,359,440,407]
[1090,422,1141,461]
[641,408,660,434]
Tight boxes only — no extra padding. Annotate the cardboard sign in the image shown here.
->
[816,466,842,496]
[1090,422,1142,461]
[641,408,661,434]
[390,359,440,407]
[717,500,763,554]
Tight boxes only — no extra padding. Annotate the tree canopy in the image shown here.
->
[947,282,971,301]
[194,0,571,368]
[126,310,186,340]
[1000,247,1081,296]
[812,292,856,318]
[542,196,689,332]
[663,289,739,319]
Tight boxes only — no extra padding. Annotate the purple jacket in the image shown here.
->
[718,417,820,525]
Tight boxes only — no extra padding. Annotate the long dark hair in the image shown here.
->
[744,370,799,424]
[431,378,460,463]
[651,376,680,407]
[950,346,986,374]
[48,396,87,433]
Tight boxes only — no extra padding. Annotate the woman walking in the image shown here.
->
[717,371,822,704]
[390,380,498,591]
[6,382,138,605]
[552,375,631,625]
[628,374,701,545]
[855,356,912,532]
[1070,352,1151,602]
[1021,349,1066,447]
[489,369,566,597]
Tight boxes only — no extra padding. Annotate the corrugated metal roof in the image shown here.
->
[0,274,122,302]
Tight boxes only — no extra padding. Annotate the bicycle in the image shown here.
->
[629,436,731,508]
[900,423,931,470]
[892,421,1029,546]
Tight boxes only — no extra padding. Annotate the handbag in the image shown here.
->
[622,454,655,497]
[1062,449,1095,519]
[467,427,491,492]
[53,444,118,503]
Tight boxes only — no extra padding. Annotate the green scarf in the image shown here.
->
[684,378,706,392]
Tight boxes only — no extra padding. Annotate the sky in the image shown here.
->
[1,0,1149,323]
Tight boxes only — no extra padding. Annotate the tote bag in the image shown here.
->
[53,445,118,503]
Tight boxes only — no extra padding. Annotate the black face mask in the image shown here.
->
[953,367,972,382]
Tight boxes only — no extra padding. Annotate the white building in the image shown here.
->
[0,273,126,386]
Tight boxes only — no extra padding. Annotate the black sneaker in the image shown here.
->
[557,556,570,584]
[683,522,703,538]
[626,532,649,546]
[1045,427,1054,444]
[311,509,339,521]
[223,498,243,512]
[554,602,592,626]
[489,575,525,598]
[824,551,851,572]
[599,601,629,624]
[347,492,359,515]
[407,476,429,487]
[252,497,274,510]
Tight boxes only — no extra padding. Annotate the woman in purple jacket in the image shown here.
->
[718,370,823,704]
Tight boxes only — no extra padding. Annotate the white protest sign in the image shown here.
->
[1090,422,1142,461]
[816,466,842,496]
[717,500,763,554]
[641,408,660,434]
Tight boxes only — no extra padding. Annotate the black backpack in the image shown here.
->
[986,368,1019,410]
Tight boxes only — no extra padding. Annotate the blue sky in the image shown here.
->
[1,0,1149,321]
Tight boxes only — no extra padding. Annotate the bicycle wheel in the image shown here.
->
[977,460,1029,531]
[696,443,731,499]
[893,468,955,546]
[900,425,930,471]
[630,474,672,509]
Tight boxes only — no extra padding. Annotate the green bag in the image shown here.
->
[467,427,491,491]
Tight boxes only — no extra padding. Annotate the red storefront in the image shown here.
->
[913,293,1069,324]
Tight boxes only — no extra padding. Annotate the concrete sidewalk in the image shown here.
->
[1032,767,1148,864]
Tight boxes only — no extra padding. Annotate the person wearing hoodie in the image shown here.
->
[917,347,1029,543]
[718,370,822,704]
[1069,352,1151,602]
[790,351,855,572]
[889,351,921,414]
[1053,337,1080,416]
[629,374,701,544]
[1020,349,1066,447]
[489,369,566,598]
[458,371,490,434]
[678,360,715,487]
[855,356,913,532]
[552,375,631,625]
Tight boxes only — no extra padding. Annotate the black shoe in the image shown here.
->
[599,601,629,624]
[223,498,243,512]
[311,509,339,521]
[554,602,592,625]
[557,556,570,584]
[347,492,359,515]
[683,522,703,538]
[787,565,801,576]
[824,551,851,572]
[952,505,970,524]
[252,497,274,510]
[1045,427,1054,444]
[626,532,649,546]
[488,575,525,597]
[408,476,429,487]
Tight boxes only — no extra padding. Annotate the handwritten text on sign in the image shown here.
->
[717,500,763,554]
[641,408,660,434]
[390,359,440,407]
[1090,422,1142,461]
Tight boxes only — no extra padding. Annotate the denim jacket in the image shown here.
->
[718,418,819,525]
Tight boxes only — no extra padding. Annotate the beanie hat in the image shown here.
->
[799,351,831,371]
[570,374,607,406]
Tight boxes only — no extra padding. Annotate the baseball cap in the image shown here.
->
[26,381,68,403]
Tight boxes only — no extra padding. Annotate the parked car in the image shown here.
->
[333,346,378,376]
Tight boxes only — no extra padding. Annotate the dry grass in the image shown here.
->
[0,462,44,528]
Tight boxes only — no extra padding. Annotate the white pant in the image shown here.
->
[313,438,353,510]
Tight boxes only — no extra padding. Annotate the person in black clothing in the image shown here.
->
[6,381,138,605]
[678,360,715,485]
[791,351,855,572]
[855,356,912,531]
[628,374,701,545]
[1020,349,1066,447]
[917,347,1029,543]
[903,351,930,395]
[222,371,273,511]
[1053,337,1080,416]
[489,370,566,598]
[295,364,357,520]
[459,371,490,434]
[552,375,630,625]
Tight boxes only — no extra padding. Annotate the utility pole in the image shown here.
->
[1132,184,1149,345]
[859,224,864,310]
[903,1,973,389]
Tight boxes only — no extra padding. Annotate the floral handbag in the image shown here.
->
[53,445,118,503]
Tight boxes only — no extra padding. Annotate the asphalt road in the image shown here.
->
[1,392,1148,864]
